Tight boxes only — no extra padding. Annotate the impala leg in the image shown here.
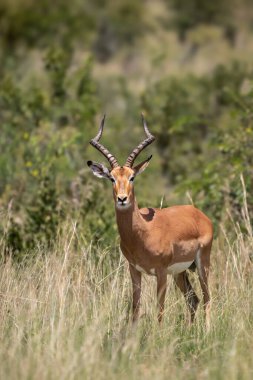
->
[157,271,167,323]
[129,264,142,323]
[174,271,199,323]
[196,245,211,330]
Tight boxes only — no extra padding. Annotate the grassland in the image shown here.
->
[0,194,253,380]
[1,1,253,378]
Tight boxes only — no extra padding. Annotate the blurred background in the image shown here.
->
[0,0,253,257]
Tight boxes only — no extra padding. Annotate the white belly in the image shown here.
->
[167,261,193,275]
[133,261,194,276]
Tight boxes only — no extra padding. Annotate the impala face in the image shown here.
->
[110,166,135,210]
[87,158,151,211]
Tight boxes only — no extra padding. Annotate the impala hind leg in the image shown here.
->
[174,271,199,323]
[196,244,212,330]
[157,271,167,323]
[129,265,142,323]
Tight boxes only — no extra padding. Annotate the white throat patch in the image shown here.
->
[116,203,131,211]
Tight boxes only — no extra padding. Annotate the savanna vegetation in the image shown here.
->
[0,0,253,378]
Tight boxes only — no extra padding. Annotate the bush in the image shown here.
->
[142,61,253,231]
[166,0,236,44]
[0,49,103,257]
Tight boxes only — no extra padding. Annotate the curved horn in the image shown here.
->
[90,115,119,169]
[125,113,155,167]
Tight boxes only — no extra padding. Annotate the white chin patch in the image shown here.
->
[116,203,131,210]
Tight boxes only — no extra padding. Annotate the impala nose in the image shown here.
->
[117,196,127,204]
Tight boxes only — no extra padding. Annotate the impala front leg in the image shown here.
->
[129,264,142,323]
[157,271,167,323]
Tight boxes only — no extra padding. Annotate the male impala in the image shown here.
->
[87,115,213,327]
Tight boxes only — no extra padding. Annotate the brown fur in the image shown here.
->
[89,163,213,327]
[110,165,213,327]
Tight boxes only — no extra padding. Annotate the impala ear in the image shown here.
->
[87,160,111,179]
[133,155,152,176]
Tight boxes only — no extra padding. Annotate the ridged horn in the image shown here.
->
[125,113,155,167]
[90,115,119,169]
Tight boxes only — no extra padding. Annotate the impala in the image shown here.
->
[87,115,213,328]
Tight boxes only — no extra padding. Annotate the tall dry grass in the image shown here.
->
[0,186,253,379]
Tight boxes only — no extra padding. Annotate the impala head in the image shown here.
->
[87,114,155,210]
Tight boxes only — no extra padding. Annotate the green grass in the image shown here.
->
[0,218,253,380]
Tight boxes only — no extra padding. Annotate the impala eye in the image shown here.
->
[129,176,135,182]
[110,177,116,183]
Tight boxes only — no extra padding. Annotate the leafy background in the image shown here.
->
[0,0,253,254]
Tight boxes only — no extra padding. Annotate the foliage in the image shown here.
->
[166,0,237,43]
[142,61,253,230]
[93,0,146,62]
[0,48,101,255]
[25,175,60,249]
[0,0,146,62]
[0,0,94,49]
[69,170,117,247]
[0,0,253,257]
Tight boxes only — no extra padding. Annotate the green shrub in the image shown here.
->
[0,49,102,258]
[166,0,236,43]
[142,61,253,231]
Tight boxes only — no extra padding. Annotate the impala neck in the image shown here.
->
[115,194,145,244]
